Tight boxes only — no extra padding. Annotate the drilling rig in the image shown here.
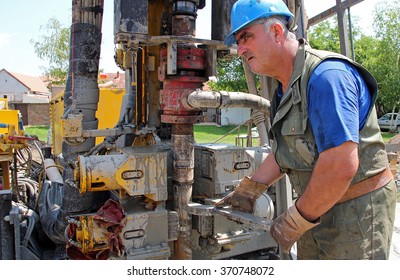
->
[0,0,307,260]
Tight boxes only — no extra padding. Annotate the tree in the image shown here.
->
[370,0,400,117]
[305,7,397,117]
[308,19,341,53]
[353,34,379,67]
[307,15,366,57]
[30,17,70,86]
[208,56,250,92]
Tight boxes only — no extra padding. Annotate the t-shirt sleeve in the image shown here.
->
[307,60,360,153]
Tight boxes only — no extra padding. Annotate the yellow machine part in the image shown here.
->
[76,146,168,200]
[0,110,20,135]
[1,107,26,191]
[95,88,125,142]
[49,92,64,156]
[73,215,110,254]
[50,88,125,156]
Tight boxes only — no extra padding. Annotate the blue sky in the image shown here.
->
[0,0,379,77]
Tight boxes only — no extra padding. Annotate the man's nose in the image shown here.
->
[237,43,246,57]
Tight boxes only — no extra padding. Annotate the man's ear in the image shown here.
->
[271,23,285,43]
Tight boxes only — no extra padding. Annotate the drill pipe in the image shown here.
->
[164,0,203,260]
[42,1,104,244]
[185,90,271,116]
[171,124,195,260]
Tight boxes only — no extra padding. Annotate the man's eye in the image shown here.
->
[238,34,251,44]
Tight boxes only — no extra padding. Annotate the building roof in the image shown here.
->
[0,68,49,94]
[22,93,50,103]
[98,71,125,89]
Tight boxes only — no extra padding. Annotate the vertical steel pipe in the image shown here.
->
[43,0,104,244]
[159,0,206,259]
[171,124,194,259]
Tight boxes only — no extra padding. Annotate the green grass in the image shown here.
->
[23,124,248,145]
[195,126,399,144]
[381,132,397,143]
[24,125,49,142]
[23,125,399,145]
[194,124,252,145]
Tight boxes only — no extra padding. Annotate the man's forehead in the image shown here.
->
[234,29,247,40]
[235,25,255,40]
[234,18,265,40]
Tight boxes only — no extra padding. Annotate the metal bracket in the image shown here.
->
[9,205,21,260]
[187,203,272,231]
[167,42,177,75]
[186,202,214,216]
[212,207,272,232]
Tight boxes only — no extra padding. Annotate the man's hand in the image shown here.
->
[270,204,319,254]
[215,176,268,213]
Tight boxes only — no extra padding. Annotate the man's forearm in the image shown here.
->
[250,152,284,186]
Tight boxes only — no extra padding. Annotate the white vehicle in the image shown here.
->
[378,113,400,132]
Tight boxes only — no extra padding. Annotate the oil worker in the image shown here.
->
[216,0,397,259]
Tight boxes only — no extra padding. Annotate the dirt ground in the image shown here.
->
[387,134,400,144]
[390,203,400,260]
[387,134,400,259]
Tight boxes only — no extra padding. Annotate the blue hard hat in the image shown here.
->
[224,0,294,46]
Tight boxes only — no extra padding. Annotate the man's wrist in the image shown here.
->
[294,200,319,223]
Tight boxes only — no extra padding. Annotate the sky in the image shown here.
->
[0,0,381,77]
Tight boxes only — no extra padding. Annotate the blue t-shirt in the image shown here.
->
[306,59,371,153]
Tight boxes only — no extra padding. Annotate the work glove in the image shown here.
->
[270,204,319,254]
[215,176,268,213]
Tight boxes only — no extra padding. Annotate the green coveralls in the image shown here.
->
[270,39,397,259]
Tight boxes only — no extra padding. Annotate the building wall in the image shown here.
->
[0,71,28,102]
[220,108,251,126]
[27,103,50,125]
[11,103,50,126]
[201,107,252,126]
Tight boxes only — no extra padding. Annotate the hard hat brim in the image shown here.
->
[224,12,294,46]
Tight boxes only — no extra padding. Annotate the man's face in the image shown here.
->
[235,21,278,76]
